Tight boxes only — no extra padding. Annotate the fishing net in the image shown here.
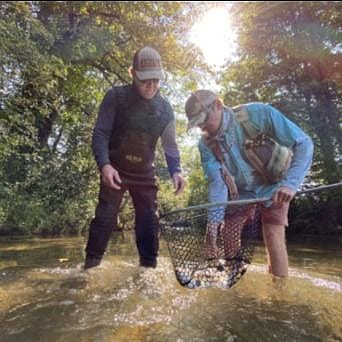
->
[160,200,261,289]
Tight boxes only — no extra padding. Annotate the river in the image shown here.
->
[0,233,341,341]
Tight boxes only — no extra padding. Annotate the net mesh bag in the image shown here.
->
[160,201,261,289]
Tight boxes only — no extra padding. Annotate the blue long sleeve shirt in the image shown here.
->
[199,103,314,219]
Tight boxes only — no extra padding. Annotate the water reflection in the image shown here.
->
[0,234,341,341]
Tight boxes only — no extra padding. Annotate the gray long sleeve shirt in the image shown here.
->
[92,84,182,177]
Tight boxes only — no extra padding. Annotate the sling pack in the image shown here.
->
[233,105,293,184]
[204,135,239,199]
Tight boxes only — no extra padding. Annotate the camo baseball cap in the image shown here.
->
[185,90,218,130]
[133,46,165,81]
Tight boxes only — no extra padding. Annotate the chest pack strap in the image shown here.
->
[205,136,239,200]
[233,105,293,184]
[233,105,259,137]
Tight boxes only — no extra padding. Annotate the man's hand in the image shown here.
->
[172,172,186,195]
[272,186,296,204]
[101,164,122,190]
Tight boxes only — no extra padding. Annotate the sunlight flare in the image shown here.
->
[190,7,236,67]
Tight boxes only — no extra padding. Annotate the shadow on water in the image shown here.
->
[0,233,341,341]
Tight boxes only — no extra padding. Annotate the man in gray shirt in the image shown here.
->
[85,47,186,269]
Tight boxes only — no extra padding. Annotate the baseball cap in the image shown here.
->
[185,90,218,130]
[133,46,165,81]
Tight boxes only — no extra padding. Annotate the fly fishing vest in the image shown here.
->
[233,105,293,184]
[109,85,173,184]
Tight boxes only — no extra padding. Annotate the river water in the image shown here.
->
[0,233,341,341]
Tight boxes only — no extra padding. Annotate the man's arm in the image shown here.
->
[199,142,227,222]
[280,135,314,191]
[272,134,314,203]
[199,141,228,202]
[92,88,117,169]
[256,104,314,203]
[92,88,122,190]
[161,120,186,195]
[263,104,314,192]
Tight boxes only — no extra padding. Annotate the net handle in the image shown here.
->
[160,182,342,218]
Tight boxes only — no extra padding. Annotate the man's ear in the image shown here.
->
[129,67,135,79]
[214,99,223,111]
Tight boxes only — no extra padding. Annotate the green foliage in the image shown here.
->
[0,1,203,235]
[221,1,341,235]
[223,2,341,184]
[289,187,342,235]
[0,1,340,236]
[184,145,208,207]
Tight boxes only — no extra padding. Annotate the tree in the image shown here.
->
[223,1,341,183]
[220,2,341,234]
[0,1,205,234]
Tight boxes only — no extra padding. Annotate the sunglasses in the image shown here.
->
[197,102,215,125]
[188,102,215,130]
[137,78,160,85]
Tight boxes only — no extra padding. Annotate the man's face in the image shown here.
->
[197,101,222,136]
[134,77,160,100]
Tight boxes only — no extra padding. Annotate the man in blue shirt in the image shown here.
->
[84,47,186,270]
[185,89,313,278]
